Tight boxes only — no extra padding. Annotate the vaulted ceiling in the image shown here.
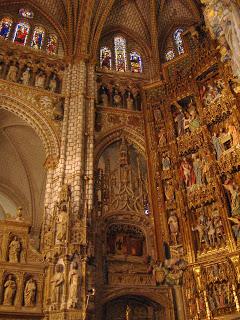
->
[0,0,202,59]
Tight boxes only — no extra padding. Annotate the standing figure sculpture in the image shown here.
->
[49,75,57,92]
[3,275,17,306]
[6,64,18,82]
[35,71,46,89]
[50,264,64,307]
[24,278,37,306]
[67,262,79,308]
[21,67,31,85]
[8,236,21,263]
[56,203,68,242]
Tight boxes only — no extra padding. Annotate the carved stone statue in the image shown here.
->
[3,275,17,306]
[126,91,134,110]
[35,71,46,89]
[67,262,79,308]
[49,75,57,92]
[59,184,70,203]
[8,236,21,263]
[6,64,18,82]
[56,204,68,242]
[21,67,31,86]
[50,264,64,306]
[24,278,37,306]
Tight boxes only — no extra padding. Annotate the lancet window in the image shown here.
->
[31,26,45,50]
[164,28,185,62]
[114,36,127,72]
[100,47,112,70]
[13,22,30,46]
[0,17,12,39]
[100,35,143,73]
[130,51,142,73]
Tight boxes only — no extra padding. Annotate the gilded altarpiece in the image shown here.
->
[144,30,240,319]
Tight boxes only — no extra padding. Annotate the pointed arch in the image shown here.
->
[0,95,60,161]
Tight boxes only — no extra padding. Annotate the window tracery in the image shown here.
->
[0,10,59,55]
[18,8,34,19]
[100,36,143,73]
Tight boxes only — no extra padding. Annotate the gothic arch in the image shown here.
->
[100,290,175,319]
[0,95,60,162]
[95,126,146,166]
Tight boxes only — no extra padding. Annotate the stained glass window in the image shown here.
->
[100,47,112,70]
[0,17,12,39]
[19,8,34,19]
[130,52,142,73]
[31,26,45,49]
[165,49,175,61]
[46,34,58,54]
[174,28,184,55]
[13,22,30,46]
[114,36,126,72]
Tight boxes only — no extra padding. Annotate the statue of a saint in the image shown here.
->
[24,278,37,306]
[50,264,64,306]
[67,262,79,308]
[49,75,57,92]
[35,71,46,89]
[21,67,31,85]
[6,64,18,82]
[8,236,21,263]
[126,92,134,110]
[56,204,68,242]
[3,275,17,305]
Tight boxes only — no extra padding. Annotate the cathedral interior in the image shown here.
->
[0,0,240,319]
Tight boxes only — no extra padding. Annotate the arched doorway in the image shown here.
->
[102,295,162,320]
